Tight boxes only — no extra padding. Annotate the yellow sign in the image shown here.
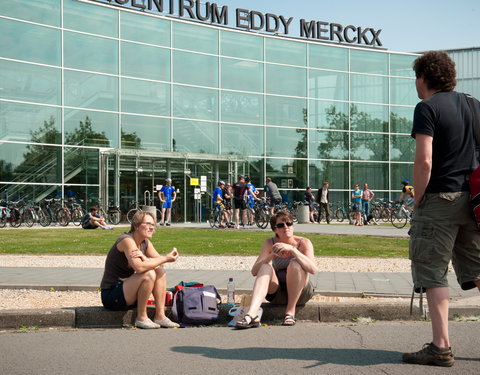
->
[190,178,199,186]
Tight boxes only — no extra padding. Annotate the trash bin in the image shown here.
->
[296,204,310,224]
[141,205,157,222]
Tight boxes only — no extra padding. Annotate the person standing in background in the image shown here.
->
[317,182,330,224]
[158,178,176,226]
[361,183,375,223]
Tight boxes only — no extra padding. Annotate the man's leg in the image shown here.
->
[234,208,240,227]
[325,203,331,224]
[165,207,172,224]
[160,207,166,224]
[426,286,450,348]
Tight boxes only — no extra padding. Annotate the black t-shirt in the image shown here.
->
[412,91,478,193]
[232,181,247,199]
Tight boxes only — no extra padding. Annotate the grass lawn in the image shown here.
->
[0,227,409,258]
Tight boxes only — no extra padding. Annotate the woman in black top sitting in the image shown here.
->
[100,211,179,329]
[235,211,318,328]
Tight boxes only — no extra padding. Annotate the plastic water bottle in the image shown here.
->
[227,277,235,306]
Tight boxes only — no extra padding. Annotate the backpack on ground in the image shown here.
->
[171,285,221,325]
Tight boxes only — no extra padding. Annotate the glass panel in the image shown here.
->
[265,38,306,66]
[390,106,414,134]
[221,58,263,92]
[0,142,61,183]
[0,0,60,26]
[309,44,348,71]
[0,102,61,144]
[350,104,389,132]
[308,161,349,189]
[121,78,169,116]
[65,70,118,111]
[309,100,348,130]
[64,147,99,185]
[350,132,388,161]
[64,109,118,148]
[64,185,99,209]
[64,0,117,37]
[351,74,388,104]
[266,128,307,158]
[266,65,306,97]
[309,130,349,160]
[121,114,170,151]
[121,42,170,81]
[0,60,61,105]
[172,22,218,54]
[243,158,264,189]
[309,69,348,100]
[172,120,218,154]
[351,162,389,190]
[0,184,61,202]
[350,49,388,75]
[221,124,263,156]
[221,91,263,125]
[391,77,418,106]
[265,159,308,190]
[173,85,218,121]
[391,163,413,192]
[266,96,307,127]
[121,11,170,47]
[173,51,218,87]
[0,18,60,66]
[64,31,118,74]
[220,30,263,61]
[390,54,417,78]
[390,134,414,162]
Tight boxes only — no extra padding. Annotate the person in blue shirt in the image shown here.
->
[212,181,228,228]
[351,184,363,226]
[158,178,176,226]
[245,177,259,225]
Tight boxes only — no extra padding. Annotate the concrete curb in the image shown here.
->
[7,302,479,330]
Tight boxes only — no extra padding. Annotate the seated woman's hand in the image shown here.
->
[166,248,179,263]
[272,243,293,258]
[130,249,147,261]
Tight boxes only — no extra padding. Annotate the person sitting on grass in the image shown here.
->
[235,210,317,329]
[100,211,180,329]
[82,206,111,230]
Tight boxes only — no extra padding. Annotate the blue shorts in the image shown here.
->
[162,200,172,209]
[101,282,134,311]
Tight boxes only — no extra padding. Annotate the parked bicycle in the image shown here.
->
[390,202,412,229]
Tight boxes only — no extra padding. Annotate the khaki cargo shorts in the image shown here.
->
[409,192,480,292]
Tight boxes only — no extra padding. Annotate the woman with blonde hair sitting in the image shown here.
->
[100,211,179,329]
[235,211,317,328]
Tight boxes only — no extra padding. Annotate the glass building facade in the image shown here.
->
[0,0,419,221]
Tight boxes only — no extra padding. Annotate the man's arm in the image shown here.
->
[413,134,433,206]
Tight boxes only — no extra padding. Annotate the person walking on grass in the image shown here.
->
[402,51,480,367]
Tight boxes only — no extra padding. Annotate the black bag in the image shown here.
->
[171,285,221,325]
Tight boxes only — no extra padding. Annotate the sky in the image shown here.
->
[191,0,479,53]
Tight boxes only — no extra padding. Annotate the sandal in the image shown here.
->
[282,315,296,326]
[234,314,259,329]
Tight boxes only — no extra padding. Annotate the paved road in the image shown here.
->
[1,321,479,374]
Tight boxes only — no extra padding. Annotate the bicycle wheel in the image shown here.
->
[72,209,83,226]
[335,208,345,222]
[108,210,121,225]
[22,210,35,227]
[9,208,22,227]
[391,208,408,228]
[370,207,380,223]
[38,208,51,227]
[57,209,70,226]
[255,208,270,229]
[209,209,220,228]
[0,209,7,228]
[127,208,138,223]
[381,207,391,222]
[156,209,162,224]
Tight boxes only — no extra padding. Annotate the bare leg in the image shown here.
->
[122,270,155,322]
[234,208,240,227]
[284,260,308,317]
[160,208,166,224]
[151,267,168,321]
[241,209,247,226]
[245,264,279,320]
[166,208,172,224]
[426,286,450,348]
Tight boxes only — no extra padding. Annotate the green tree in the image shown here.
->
[65,116,109,147]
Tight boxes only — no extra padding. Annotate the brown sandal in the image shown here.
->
[282,315,296,326]
[234,314,260,329]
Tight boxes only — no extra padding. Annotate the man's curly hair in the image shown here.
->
[413,51,456,92]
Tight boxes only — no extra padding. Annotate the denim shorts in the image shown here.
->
[409,192,480,292]
[101,282,132,311]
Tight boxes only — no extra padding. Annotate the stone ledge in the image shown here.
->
[0,308,75,329]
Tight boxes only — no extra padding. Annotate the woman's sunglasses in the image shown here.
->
[275,222,294,229]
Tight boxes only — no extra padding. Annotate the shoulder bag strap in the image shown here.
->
[466,94,480,169]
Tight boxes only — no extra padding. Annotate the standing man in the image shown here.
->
[212,181,229,228]
[264,177,282,216]
[232,175,249,229]
[317,182,330,224]
[158,178,176,226]
[402,51,480,367]
[245,176,259,225]
[361,183,375,223]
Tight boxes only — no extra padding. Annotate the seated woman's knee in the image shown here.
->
[140,269,156,284]
[258,263,274,275]
[154,265,165,278]
[287,259,304,272]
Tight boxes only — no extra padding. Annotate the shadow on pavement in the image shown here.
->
[170,346,401,367]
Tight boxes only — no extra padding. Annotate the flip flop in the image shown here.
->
[282,315,296,326]
[234,314,260,329]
